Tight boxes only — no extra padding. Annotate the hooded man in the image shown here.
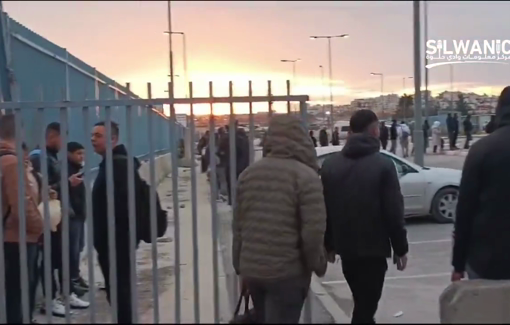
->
[233,115,328,323]
[452,86,510,282]
[319,128,329,147]
[331,127,340,146]
[379,121,389,150]
[321,109,408,324]
[398,121,411,158]
[389,120,398,154]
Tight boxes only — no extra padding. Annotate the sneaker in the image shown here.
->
[40,298,66,318]
[69,293,90,309]
[77,276,89,289]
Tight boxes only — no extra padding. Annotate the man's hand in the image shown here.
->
[239,276,249,297]
[69,173,83,187]
[395,254,408,271]
[451,271,465,282]
[49,189,58,200]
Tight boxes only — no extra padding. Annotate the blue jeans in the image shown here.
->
[69,218,85,280]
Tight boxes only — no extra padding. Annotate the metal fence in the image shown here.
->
[0,80,311,324]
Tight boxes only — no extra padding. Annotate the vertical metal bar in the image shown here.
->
[413,0,424,167]
[59,105,72,323]
[104,106,119,323]
[147,83,160,323]
[168,81,182,324]
[65,50,70,101]
[125,83,139,324]
[14,108,30,324]
[300,99,312,324]
[267,80,273,119]
[208,81,220,324]
[189,82,201,323]
[38,106,53,325]
[424,0,429,120]
[82,106,97,324]
[0,106,5,325]
[248,81,255,165]
[227,81,239,305]
[286,80,291,114]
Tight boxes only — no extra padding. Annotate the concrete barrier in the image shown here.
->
[440,280,510,323]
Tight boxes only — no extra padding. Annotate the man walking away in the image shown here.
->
[331,127,340,146]
[67,142,90,298]
[423,120,430,153]
[398,121,411,158]
[485,115,496,134]
[379,121,388,150]
[215,127,228,198]
[431,121,442,154]
[91,121,139,323]
[218,122,250,206]
[233,114,328,323]
[0,114,44,323]
[452,86,510,282]
[319,128,329,147]
[389,120,398,154]
[321,110,409,324]
[309,130,317,148]
[446,113,454,150]
[453,113,460,149]
[463,114,473,150]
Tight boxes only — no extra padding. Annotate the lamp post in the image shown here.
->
[164,31,188,97]
[403,76,413,120]
[280,59,301,86]
[424,0,429,120]
[310,34,349,131]
[413,0,424,166]
[166,1,175,97]
[319,65,326,119]
[370,72,384,114]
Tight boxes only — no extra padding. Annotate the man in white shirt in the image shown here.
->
[398,121,411,158]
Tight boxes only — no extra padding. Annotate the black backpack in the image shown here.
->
[113,155,168,243]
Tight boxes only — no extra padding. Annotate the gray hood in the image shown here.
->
[263,115,318,171]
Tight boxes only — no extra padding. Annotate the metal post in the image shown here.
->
[450,64,454,111]
[380,74,384,114]
[403,77,406,120]
[413,1,424,167]
[320,65,325,118]
[183,34,189,97]
[327,37,334,133]
[424,0,429,120]
[167,1,175,95]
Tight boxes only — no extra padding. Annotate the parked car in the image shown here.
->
[315,146,461,223]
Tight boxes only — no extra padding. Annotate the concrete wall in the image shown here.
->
[0,12,186,164]
[440,280,510,323]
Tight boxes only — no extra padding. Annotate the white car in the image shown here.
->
[316,146,461,223]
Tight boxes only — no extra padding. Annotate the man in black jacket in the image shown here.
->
[389,120,398,154]
[218,122,250,206]
[331,127,340,146]
[379,121,389,150]
[321,109,409,324]
[91,121,139,323]
[319,128,329,147]
[452,86,510,281]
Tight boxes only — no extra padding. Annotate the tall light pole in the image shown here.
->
[319,65,326,118]
[280,59,301,86]
[424,0,429,120]
[310,34,349,131]
[413,0,424,167]
[167,1,175,97]
[450,64,454,111]
[370,72,384,114]
[403,76,413,120]
[164,31,188,97]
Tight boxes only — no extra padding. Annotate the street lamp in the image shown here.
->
[370,72,384,114]
[319,65,326,117]
[165,1,175,98]
[280,59,301,84]
[309,34,349,131]
[164,31,188,97]
[164,75,180,92]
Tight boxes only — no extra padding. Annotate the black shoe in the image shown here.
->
[77,276,89,289]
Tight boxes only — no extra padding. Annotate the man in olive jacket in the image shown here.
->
[232,114,327,323]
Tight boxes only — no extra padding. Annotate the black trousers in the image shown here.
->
[342,257,387,324]
[226,168,241,206]
[4,242,39,323]
[96,245,133,324]
[39,230,65,299]
[380,140,387,150]
[247,275,310,324]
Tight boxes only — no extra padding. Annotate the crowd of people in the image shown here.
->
[231,86,510,324]
[1,116,152,323]
[308,126,341,148]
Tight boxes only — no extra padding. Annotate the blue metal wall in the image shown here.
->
[0,12,182,162]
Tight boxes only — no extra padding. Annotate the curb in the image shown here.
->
[442,150,468,157]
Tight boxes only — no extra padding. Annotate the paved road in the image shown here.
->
[317,154,466,323]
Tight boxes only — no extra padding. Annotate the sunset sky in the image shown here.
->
[4,1,510,115]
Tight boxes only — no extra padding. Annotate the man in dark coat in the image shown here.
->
[319,128,329,147]
[379,121,389,150]
[331,127,340,146]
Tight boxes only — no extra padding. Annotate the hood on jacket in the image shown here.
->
[263,115,318,171]
[100,144,141,170]
[342,133,380,159]
[400,124,410,133]
[432,121,440,128]
[495,86,510,129]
